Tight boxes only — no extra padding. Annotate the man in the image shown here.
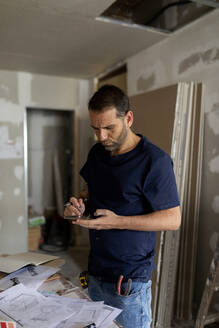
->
[64,85,181,328]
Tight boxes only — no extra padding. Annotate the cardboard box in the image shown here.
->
[28,226,41,251]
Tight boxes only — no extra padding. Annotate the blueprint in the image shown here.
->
[0,265,58,291]
[0,281,122,328]
[0,284,73,328]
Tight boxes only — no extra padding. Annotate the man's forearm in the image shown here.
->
[116,206,181,231]
[74,206,181,231]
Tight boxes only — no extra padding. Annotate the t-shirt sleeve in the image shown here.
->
[143,154,180,211]
[80,143,99,183]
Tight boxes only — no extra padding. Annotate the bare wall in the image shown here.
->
[127,9,219,311]
[0,70,93,254]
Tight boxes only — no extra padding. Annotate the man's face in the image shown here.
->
[89,107,129,152]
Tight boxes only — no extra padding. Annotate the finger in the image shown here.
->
[78,199,85,214]
[64,207,74,216]
[68,198,84,215]
[64,205,81,217]
[74,218,108,230]
[74,218,102,227]
[94,209,107,217]
[73,218,91,228]
[70,197,80,208]
[78,198,84,207]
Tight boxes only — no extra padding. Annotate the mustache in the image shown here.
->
[101,141,118,146]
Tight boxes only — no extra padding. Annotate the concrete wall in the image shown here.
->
[0,70,93,254]
[127,9,219,310]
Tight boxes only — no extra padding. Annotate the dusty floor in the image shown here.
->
[40,246,90,287]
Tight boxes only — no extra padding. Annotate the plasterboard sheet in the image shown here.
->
[130,84,179,323]
[130,85,178,154]
[130,83,203,327]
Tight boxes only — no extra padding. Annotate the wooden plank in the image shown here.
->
[175,84,195,319]
[204,313,219,325]
[175,84,203,320]
[195,236,219,328]
[183,84,203,319]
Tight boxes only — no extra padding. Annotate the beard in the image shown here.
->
[102,123,128,152]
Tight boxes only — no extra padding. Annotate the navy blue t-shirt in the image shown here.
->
[80,135,180,282]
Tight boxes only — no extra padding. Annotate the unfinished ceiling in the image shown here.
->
[101,0,218,32]
[0,0,218,78]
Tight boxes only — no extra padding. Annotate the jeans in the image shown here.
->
[88,275,152,328]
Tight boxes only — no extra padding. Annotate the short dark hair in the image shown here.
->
[88,84,130,117]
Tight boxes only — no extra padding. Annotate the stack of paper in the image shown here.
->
[0,284,121,328]
[0,253,122,328]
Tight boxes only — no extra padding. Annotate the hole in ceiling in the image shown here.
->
[100,0,218,32]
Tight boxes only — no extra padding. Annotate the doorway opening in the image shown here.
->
[25,107,76,252]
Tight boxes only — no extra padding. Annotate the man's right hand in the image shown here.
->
[64,197,85,217]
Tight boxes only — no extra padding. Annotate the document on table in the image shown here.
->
[47,294,88,314]
[95,305,122,328]
[62,286,91,300]
[0,265,58,291]
[38,277,68,295]
[0,284,74,328]
[0,283,122,328]
[55,299,122,328]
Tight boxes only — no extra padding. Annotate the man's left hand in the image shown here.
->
[72,209,120,230]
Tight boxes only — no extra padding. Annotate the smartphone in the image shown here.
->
[64,216,79,221]
[64,216,89,221]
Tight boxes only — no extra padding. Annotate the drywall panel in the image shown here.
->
[0,121,26,253]
[30,75,79,109]
[0,70,92,254]
[127,9,219,312]
[130,85,177,154]
[130,84,178,322]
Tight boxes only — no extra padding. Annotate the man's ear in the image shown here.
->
[125,110,134,128]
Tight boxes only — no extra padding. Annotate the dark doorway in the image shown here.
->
[26,107,75,251]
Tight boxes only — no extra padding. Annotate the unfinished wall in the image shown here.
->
[127,9,219,311]
[0,70,92,254]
